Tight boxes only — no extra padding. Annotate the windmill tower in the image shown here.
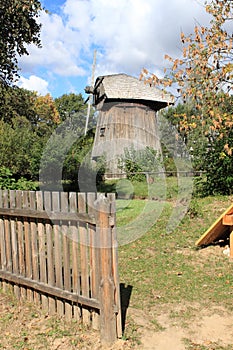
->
[85,73,173,177]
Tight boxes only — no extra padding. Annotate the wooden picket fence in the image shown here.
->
[0,189,122,344]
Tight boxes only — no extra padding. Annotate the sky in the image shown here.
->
[17,0,212,98]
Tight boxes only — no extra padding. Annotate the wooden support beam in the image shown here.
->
[230,227,233,260]
[0,270,100,309]
[0,208,96,225]
[222,214,233,226]
[95,194,117,345]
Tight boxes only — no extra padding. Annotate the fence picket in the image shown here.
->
[16,190,26,299]
[0,190,6,291]
[78,192,90,325]
[10,190,20,298]
[52,191,64,316]
[108,193,122,338]
[96,194,117,344]
[3,190,13,293]
[88,192,100,330]
[29,191,40,304]
[3,190,11,271]
[44,191,56,315]
[23,191,33,302]
[36,191,48,310]
[69,192,81,321]
[60,191,73,320]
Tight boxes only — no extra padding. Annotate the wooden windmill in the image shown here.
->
[85,73,174,177]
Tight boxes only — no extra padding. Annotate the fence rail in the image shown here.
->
[0,189,122,344]
[103,170,205,179]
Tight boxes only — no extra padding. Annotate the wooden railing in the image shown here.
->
[0,189,122,344]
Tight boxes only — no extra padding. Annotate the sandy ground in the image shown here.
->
[129,305,233,349]
[0,290,233,350]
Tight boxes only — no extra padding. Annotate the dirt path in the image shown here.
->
[129,304,233,349]
[0,291,233,349]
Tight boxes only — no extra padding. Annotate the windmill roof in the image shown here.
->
[94,73,174,104]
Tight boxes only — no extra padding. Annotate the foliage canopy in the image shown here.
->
[0,0,42,85]
[142,0,233,195]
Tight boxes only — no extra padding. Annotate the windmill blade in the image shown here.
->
[84,50,97,135]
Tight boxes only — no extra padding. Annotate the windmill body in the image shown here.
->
[88,73,173,177]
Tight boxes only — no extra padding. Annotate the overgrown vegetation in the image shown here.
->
[142,0,233,196]
[0,87,96,190]
[118,146,161,182]
[0,166,38,190]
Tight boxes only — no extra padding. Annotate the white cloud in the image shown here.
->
[18,75,49,95]
[18,0,213,95]
[19,10,87,77]
[58,0,211,77]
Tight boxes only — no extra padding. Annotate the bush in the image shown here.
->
[118,146,161,182]
[196,130,233,196]
[0,166,38,190]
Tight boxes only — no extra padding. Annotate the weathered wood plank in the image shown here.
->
[44,191,56,315]
[36,191,48,311]
[0,270,100,309]
[16,191,26,299]
[0,190,7,291]
[10,190,20,298]
[96,194,117,344]
[23,191,33,302]
[61,192,73,321]
[52,191,64,316]
[3,190,13,293]
[0,208,96,224]
[69,192,81,321]
[3,190,12,275]
[108,193,122,338]
[88,192,100,330]
[29,191,40,304]
[78,192,90,325]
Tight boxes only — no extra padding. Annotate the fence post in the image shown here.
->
[95,194,117,345]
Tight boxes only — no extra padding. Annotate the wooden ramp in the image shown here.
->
[196,202,233,258]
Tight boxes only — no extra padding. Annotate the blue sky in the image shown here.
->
[17,0,212,98]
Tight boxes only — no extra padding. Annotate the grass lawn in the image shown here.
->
[117,195,233,310]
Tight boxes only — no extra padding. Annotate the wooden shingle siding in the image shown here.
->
[90,74,174,177]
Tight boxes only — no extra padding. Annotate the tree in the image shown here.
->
[118,146,161,181]
[0,117,44,179]
[32,93,60,135]
[0,86,60,133]
[0,0,42,85]
[141,0,233,194]
[159,103,202,171]
[54,93,96,132]
[0,86,60,181]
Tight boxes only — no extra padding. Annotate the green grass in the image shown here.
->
[116,194,233,348]
[117,195,233,311]
[100,176,181,199]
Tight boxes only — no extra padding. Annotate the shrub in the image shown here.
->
[0,166,38,190]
